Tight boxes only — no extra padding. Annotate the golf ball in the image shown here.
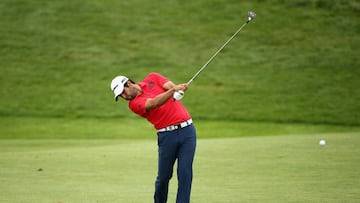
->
[319,139,326,146]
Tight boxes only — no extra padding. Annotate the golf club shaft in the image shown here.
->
[187,19,251,86]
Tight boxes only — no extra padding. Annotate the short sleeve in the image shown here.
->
[148,72,169,88]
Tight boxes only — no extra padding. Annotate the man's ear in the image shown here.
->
[124,80,130,87]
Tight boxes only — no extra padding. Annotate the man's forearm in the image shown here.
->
[145,88,175,111]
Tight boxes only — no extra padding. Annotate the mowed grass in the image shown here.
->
[0,132,359,203]
[1,0,359,125]
[1,117,360,139]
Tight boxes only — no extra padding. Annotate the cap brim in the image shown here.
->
[112,85,124,102]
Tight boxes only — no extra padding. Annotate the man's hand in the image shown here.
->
[173,83,188,101]
[174,83,188,92]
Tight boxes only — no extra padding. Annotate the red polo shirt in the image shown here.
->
[129,73,191,130]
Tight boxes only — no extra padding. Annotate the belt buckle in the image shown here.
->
[168,125,177,131]
[164,120,192,132]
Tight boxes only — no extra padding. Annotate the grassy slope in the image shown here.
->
[0,0,359,130]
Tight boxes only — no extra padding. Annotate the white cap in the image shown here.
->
[110,76,129,101]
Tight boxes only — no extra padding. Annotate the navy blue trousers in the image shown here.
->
[154,124,196,203]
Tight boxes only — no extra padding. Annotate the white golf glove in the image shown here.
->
[173,90,185,101]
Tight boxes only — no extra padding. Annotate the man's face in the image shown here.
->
[120,82,138,100]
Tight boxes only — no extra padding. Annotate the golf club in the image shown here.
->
[173,11,256,100]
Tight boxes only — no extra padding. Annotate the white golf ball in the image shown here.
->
[319,139,326,146]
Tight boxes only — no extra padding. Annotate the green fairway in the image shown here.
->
[1,133,359,203]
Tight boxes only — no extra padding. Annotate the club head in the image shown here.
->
[248,11,256,22]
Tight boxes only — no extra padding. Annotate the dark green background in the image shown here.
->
[1,0,359,129]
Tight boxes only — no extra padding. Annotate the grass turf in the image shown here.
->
[1,133,359,203]
[1,0,359,125]
[1,116,360,139]
[1,0,359,202]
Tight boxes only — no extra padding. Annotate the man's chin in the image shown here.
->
[126,96,135,100]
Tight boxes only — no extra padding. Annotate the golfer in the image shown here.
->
[110,72,196,203]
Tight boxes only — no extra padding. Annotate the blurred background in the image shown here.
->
[0,0,359,138]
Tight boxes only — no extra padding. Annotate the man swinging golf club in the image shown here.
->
[111,11,256,203]
[111,72,196,203]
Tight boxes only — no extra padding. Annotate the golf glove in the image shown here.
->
[173,90,184,101]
